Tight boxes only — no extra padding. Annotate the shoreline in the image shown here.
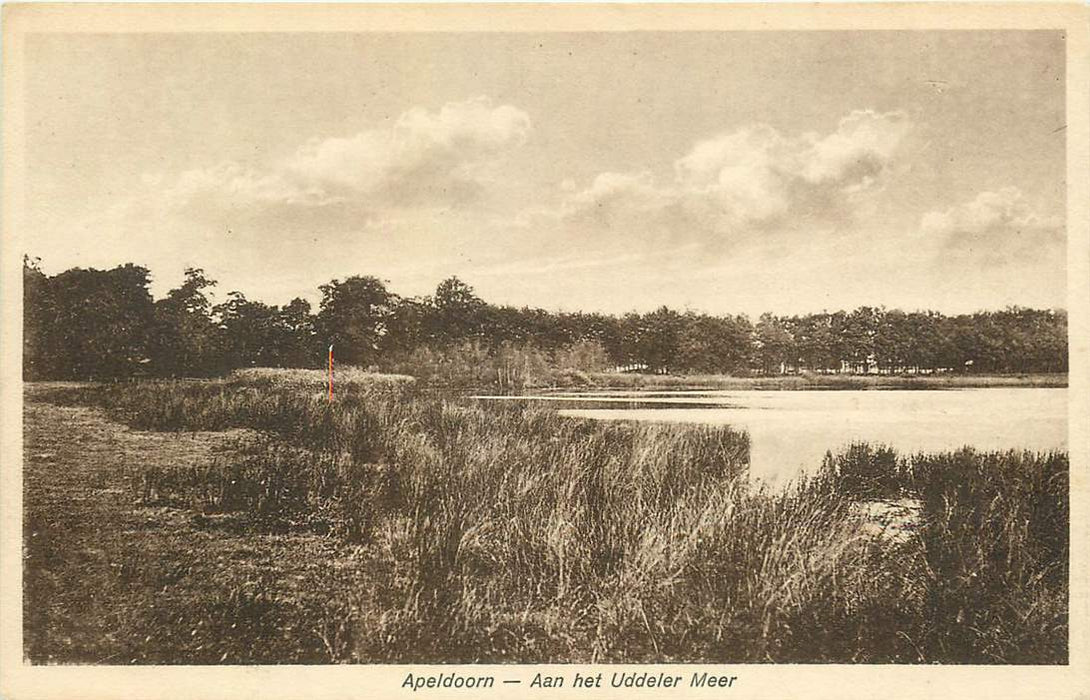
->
[537,372,1068,393]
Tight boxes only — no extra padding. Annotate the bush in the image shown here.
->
[822,442,902,499]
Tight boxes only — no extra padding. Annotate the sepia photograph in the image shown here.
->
[2,3,1088,698]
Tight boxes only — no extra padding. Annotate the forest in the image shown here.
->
[22,256,1069,381]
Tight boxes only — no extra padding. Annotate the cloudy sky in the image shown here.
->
[24,31,1066,316]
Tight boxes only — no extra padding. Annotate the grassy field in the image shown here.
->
[23,370,1068,664]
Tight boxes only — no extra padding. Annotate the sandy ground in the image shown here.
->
[851,499,923,544]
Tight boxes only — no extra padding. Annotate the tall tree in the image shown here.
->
[216,292,282,368]
[754,313,795,374]
[842,306,880,373]
[633,306,684,373]
[431,276,486,346]
[676,312,754,374]
[278,298,318,368]
[21,255,1070,379]
[793,313,838,372]
[875,309,910,372]
[316,276,397,367]
[151,267,224,376]
[42,264,156,379]
[23,256,55,380]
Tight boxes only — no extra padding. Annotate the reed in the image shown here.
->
[35,369,1067,663]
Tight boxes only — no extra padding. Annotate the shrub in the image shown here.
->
[822,442,902,499]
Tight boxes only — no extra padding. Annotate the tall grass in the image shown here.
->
[913,449,1068,662]
[824,443,1069,662]
[35,369,1068,663]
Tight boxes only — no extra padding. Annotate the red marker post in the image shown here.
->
[328,344,334,401]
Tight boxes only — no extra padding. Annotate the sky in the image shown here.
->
[23,30,1067,317]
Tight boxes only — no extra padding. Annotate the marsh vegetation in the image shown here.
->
[24,370,1068,664]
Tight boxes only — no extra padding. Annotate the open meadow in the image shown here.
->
[23,369,1069,664]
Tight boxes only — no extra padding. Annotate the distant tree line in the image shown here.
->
[22,256,1068,380]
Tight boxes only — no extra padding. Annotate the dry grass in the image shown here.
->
[234,366,416,389]
[24,369,1068,664]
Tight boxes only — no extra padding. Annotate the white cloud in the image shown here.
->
[563,171,672,223]
[561,109,910,239]
[798,109,909,186]
[59,97,532,299]
[921,187,1064,262]
[167,162,332,209]
[284,96,531,205]
[156,96,531,219]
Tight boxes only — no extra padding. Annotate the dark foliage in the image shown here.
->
[23,256,1068,380]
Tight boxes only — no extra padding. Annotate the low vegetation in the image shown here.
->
[823,443,1068,662]
[548,370,1069,392]
[25,370,1068,663]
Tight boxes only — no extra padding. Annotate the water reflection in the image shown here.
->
[478,388,1068,485]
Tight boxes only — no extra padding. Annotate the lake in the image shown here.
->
[480,388,1068,485]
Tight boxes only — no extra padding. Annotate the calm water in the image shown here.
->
[482,388,1067,484]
